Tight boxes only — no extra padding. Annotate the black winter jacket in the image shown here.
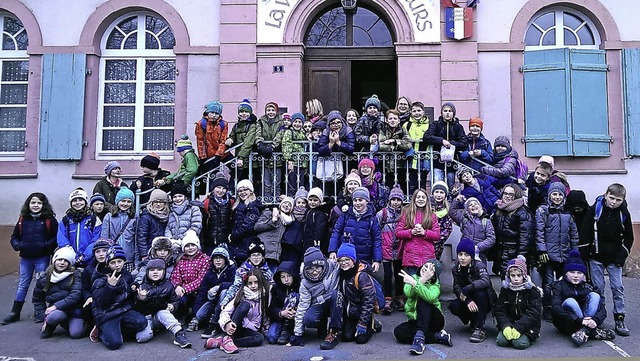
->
[193,262,237,314]
[230,199,262,260]
[136,208,168,260]
[492,205,535,272]
[133,272,180,315]
[91,264,136,326]
[551,277,606,335]
[339,262,376,327]
[204,195,234,250]
[269,261,301,321]
[302,209,329,253]
[33,269,83,319]
[494,280,542,340]
[452,260,493,300]
[421,117,468,170]
[10,215,58,258]
[129,170,172,205]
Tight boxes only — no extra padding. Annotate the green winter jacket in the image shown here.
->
[166,149,199,185]
[275,128,307,162]
[229,117,259,168]
[253,115,283,165]
[403,116,431,169]
[403,276,441,321]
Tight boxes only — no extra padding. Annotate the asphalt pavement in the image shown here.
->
[0,260,638,361]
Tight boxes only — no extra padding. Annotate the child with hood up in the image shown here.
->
[135,236,177,285]
[267,261,301,345]
[33,246,83,339]
[170,231,210,320]
[133,258,192,348]
[450,197,496,265]
[394,259,452,355]
[164,182,203,243]
[254,196,294,273]
[494,255,542,349]
[378,185,405,314]
[58,188,102,268]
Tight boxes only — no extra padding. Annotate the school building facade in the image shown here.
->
[0,0,640,234]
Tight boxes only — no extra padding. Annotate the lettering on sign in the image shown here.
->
[258,0,301,43]
[397,0,440,42]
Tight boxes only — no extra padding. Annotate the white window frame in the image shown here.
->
[0,13,28,160]
[524,7,601,51]
[96,12,175,159]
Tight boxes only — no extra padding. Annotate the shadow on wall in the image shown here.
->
[0,225,18,276]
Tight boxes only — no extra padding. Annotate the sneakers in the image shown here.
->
[409,337,426,355]
[373,319,383,333]
[614,314,630,336]
[220,335,239,354]
[277,329,292,345]
[201,325,217,339]
[40,322,55,339]
[89,325,100,343]
[186,318,199,332]
[320,329,340,350]
[395,296,406,312]
[382,297,393,315]
[435,330,453,347]
[591,327,616,341]
[469,328,486,343]
[173,330,192,348]
[204,335,223,349]
[571,329,589,347]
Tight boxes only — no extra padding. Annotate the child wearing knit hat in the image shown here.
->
[93,161,128,210]
[90,193,108,221]
[456,167,501,215]
[354,95,382,152]
[225,99,257,174]
[201,176,233,255]
[302,187,329,254]
[158,135,199,188]
[459,117,494,172]
[494,255,541,349]
[130,153,171,206]
[395,259,452,354]
[195,100,229,182]
[430,181,453,260]
[101,187,136,266]
[273,109,308,196]
[377,184,405,314]
[448,238,494,343]
[255,101,284,201]
[58,188,102,268]
[549,250,615,346]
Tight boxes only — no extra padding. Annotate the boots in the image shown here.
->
[382,297,393,315]
[1,301,24,325]
[614,313,630,337]
[395,296,406,312]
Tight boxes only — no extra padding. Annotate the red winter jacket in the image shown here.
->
[396,212,440,268]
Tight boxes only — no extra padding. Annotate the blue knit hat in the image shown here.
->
[337,243,357,262]
[104,161,121,176]
[327,110,343,123]
[238,98,253,113]
[106,245,127,263]
[456,238,475,258]
[564,250,587,274]
[206,100,223,115]
[115,186,134,205]
[365,95,381,110]
[211,245,230,262]
[292,112,305,122]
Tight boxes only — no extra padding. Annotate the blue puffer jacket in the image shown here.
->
[459,133,493,172]
[101,210,136,262]
[135,209,168,261]
[33,269,83,319]
[90,264,136,326]
[317,119,355,156]
[230,199,262,261]
[328,206,382,263]
[57,213,102,266]
[535,202,578,263]
[460,175,501,215]
[10,215,58,259]
[193,258,237,315]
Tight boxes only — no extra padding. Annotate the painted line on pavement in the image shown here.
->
[426,345,447,359]
[604,340,631,357]
[187,349,218,361]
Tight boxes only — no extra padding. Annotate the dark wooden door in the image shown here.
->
[304,60,351,113]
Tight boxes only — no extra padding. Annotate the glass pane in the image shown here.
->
[106,30,125,50]
[146,15,169,34]
[104,83,136,104]
[143,129,174,150]
[145,32,159,49]
[563,12,582,30]
[541,30,556,46]
[145,83,175,104]
[0,84,27,104]
[123,34,138,50]
[564,29,578,46]
[2,34,15,51]
[158,29,175,49]
[102,129,134,151]
[146,60,175,81]
[306,8,346,46]
[0,107,27,127]
[3,17,23,35]
[103,106,135,127]
[534,11,554,30]
[525,26,543,46]
[118,16,138,34]
[105,60,136,81]
[577,26,595,45]
[15,31,28,50]
[0,130,25,152]
[369,19,393,46]
[2,61,29,82]
[353,27,373,46]
[144,106,174,126]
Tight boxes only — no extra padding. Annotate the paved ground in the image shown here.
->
[0,256,638,360]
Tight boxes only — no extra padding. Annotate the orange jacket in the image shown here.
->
[195,118,228,159]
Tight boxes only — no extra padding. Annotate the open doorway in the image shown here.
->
[351,60,397,114]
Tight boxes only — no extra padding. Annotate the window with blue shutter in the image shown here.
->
[623,49,640,156]
[39,53,86,160]
[523,48,610,157]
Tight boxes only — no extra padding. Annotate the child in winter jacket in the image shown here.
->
[450,197,496,265]
[302,188,329,255]
[80,238,111,329]
[430,181,453,260]
[205,268,271,353]
[329,172,361,229]
[254,101,284,200]
[133,258,192,348]
[136,189,170,262]
[164,183,203,244]
[459,118,493,172]
[33,246,83,339]
[202,176,234,255]
[195,100,228,175]
[404,102,431,194]
[170,231,210,319]
[494,256,541,349]
[90,245,148,350]
[525,162,553,212]
[396,188,441,276]
[190,245,237,336]
[90,193,108,222]
[448,239,494,344]
[357,158,387,212]
[3,192,58,325]
[230,179,262,264]
[355,95,382,151]
[135,236,177,285]
[129,153,171,206]
[280,188,308,265]
[267,261,301,345]
[101,187,136,266]
[457,168,501,215]
[58,188,102,268]
[480,135,521,190]
[254,196,293,272]
[536,182,578,320]
[378,185,405,314]
[394,259,452,355]
[378,109,412,187]
[159,135,199,189]
[550,251,615,346]
[275,112,308,196]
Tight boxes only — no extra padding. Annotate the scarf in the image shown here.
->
[171,201,189,215]
[432,201,449,218]
[148,203,169,221]
[243,286,261,301]
[214,195,229,206]
[66,208,91,223]
[496,197,524,213]
[352,207,366,219]
[31,212,42,219]
[280,212,293,226]
[502,276,534,292]
[50,270,73,284]
[293,205,308,222]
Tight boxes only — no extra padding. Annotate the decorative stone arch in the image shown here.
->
[509,0,620,47]
[79,0,190,55]
[0,0,43,49]
[283,0,414,44]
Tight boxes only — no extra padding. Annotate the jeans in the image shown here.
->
[432,168,455,191]
[99,310,148,350]
[562,292,600,319]
[16,256,50,302]
[394,299,444,344]
[448,288,491,329]
[196,300,216,323]
[303,290,343,332]
[589,259,625,314]
[45,309,84,339]
[540,261,564,306]
[383,260,403,298]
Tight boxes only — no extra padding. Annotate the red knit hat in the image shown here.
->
[469,118,483,130]
[358,158,375,170]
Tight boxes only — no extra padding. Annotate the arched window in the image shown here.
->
[305,6,393,47]
[525,8,600,50]
[0,13,28,157]
[98,13,176,155]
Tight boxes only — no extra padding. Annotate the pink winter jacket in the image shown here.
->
[396,212,441,267]
[170,251,210,294]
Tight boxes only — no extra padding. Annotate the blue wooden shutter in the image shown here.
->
[39,53,86,160]
[623,49,640,156]
[569,49,610,156]
[523,48,572,156]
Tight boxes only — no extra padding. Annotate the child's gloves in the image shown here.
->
[355,324,368,336]
[289,334,304,346]
[511,328,521,340]
[503,326,515,340]
[538,252,549,264]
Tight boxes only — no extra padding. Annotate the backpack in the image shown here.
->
[508,156,529,181]
[374,184,390,212]
[200,118,226,133]
[18,216,53,237]
[354,265,385,314]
